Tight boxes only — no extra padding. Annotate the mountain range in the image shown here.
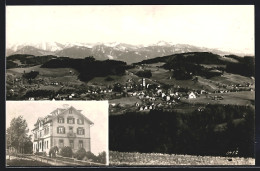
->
[6,41,247,64]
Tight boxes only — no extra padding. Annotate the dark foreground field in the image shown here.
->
[110,104,255,158]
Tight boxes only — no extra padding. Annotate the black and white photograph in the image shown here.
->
[6,101,109,166]
[5,5,255,166]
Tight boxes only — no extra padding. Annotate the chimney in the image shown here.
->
[62,104,70,109]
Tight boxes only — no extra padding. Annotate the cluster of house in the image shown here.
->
[213,81,255,92]
[86,89,113,94]
[135,102,155,111]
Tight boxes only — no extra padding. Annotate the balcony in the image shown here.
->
[67,132,76,138]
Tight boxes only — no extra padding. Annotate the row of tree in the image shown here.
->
[41,56,127,82]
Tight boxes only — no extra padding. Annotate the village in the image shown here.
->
[6,63,255,116]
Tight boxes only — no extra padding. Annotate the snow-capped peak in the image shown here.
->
[156,41,174,46]
[104,42,120,47]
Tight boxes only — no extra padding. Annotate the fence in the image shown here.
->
[7,152,107,166]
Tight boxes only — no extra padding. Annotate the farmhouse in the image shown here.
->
[188,92,196,99]
[32,105,94,155]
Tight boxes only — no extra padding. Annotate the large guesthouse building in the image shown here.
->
[32,105,94,155]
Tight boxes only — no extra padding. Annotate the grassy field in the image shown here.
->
[134,63,218,91]
[7,65,78,76]
[6,158,52,167]
[129,62,255,93]
[109,151,255,166]
[87,74,137,86]
[6,65,84,93]
[210,73,254,86]
[181,91,255,106]
[109,96,143,106]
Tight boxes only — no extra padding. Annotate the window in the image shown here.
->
[40,131,42,137]
[69,127,73,132]
[39,142,41,149]
[67,118,75,124]
[57,126,65,134]
[44,127,49,135]
[59,139,64,148]
[69,109,72,114]
[70,140,74,148]
[77,118,84,125]
[79,140,83,148]
[58,117,64,123]
[77,127,85,135]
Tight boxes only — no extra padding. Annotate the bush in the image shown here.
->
[60,146,73,157]
[96,151,106,164]
[73,148,87,160]
[85,151,97,161]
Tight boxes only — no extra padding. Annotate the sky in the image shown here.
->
[6,101,109,157]
[6,5,254,54]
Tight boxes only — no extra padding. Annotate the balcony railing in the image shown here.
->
[67,132,76,138]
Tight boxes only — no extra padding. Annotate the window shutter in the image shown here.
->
[62,118,64,123]
[57,127,59,133]
[77,128,79,134]
[64,127,66,134]
[73,118,75,124]
[83,129,85,135]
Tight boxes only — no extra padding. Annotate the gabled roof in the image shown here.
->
[33,106,94,131]
[53,106,94,125]
[50,108,66,115]
[34,117,44,126]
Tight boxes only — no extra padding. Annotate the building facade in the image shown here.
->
[32,105,94,155]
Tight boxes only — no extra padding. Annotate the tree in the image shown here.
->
[6,116,32,154]
[136,70,152,78]
[113,83,123,92]
[85,151,97,161]
[23,71,39,84]
[96,151,106,164]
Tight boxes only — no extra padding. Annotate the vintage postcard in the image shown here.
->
[6,5,255,166]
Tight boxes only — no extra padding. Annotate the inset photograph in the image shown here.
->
[6,101,109,166]
[6,5,255,166]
